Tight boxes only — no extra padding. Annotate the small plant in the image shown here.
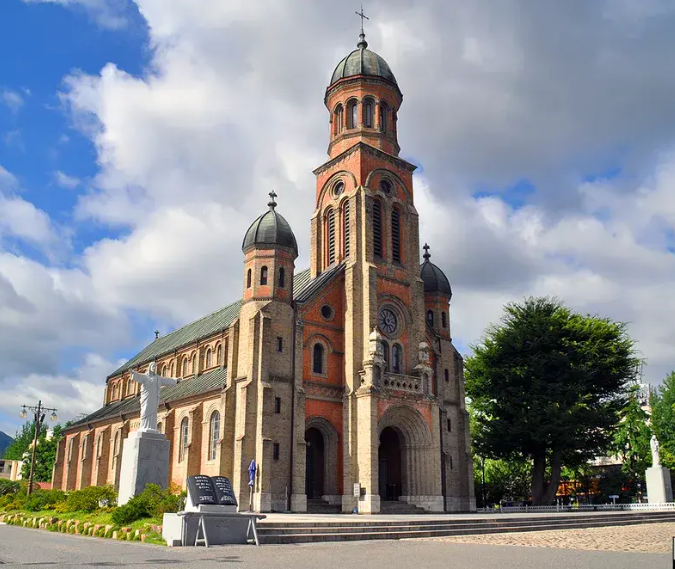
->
[24,489,66,512]
[64,485,116,513]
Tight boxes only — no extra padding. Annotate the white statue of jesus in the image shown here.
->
[129,362,177,433]
[651,435,661,467]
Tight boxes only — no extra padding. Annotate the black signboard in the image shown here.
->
[212,476,238,506]
[187,475,217,506]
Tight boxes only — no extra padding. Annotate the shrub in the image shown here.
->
[110,484,181,525]
[24,489,67,512]
[0,479,22,497]
[64,486,117,513]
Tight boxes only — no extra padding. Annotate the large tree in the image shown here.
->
[3,421,66,482]
[466,297,637,505]
[612,385,652,483]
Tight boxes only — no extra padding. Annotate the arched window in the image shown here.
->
[205,349,212,369]
[427,310,434,327]
[247,268,252,288]
[157,421,163,434]
[260,266,268,285]
[363,99,374,128]
[113,430,121,457]
[441,311,447,328]
[334,104,344,135]
[347,99,358,129]
[391,208,401,263]
[182,357,188,377]
[423,373,430,395]
[373,199,383,258]
[191,353,197,375]
[216,344,222,366]
[180,418,189,462]
[67,438,74,461]
[208,411,220,461]
[392,344,403,374]
[380,340,390,371]
[279,267,285,288]
[82,435,88,460]
[444,368,449,382]
[380,102,389,133]
[343,200,351,258]
[96,433,103,459]
[170,362,175,378]
[312,343,324,375]
[327,209,336,266]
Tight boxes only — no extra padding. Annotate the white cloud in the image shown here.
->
[21,0,129,29]
[1,89,24,114]
[53,170,81,189]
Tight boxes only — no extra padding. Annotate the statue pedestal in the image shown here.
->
[117,430,171,506]
[646,465,673,504]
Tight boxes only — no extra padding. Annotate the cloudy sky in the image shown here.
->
[1,0,674,435]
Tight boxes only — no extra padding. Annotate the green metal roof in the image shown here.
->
[109,268,313,379]
[69,367,228,429]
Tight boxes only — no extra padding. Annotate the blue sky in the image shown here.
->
[1,0,675,437]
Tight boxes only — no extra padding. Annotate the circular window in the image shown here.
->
[380,180,392,194]
[321,305,334,320]
[378,306,400,336]
[333,181,344,197]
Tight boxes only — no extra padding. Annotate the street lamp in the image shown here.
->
[19,401,57,495]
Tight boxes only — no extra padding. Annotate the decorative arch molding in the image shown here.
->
[378,293,414,328]
[303,333,335,353]
[318,170,358,207]
[305,415,339,499]
[378,404,432,447]
[364,168,411,202]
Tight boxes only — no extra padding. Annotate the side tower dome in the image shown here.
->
[242,191,298,257]
[330,35,397,86]
[420,244,452,339]
[242,192,297,305]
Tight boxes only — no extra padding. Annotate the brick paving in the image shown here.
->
[431,522,675,554]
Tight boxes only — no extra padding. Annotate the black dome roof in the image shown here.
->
[329,34,397,87]
[420,244,452,297]
[242,193,298,258]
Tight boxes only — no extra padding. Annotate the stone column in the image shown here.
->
[291,319,307,512]
[355,384,380,514]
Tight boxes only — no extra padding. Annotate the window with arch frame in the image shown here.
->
[182,358,188,377]
[380,102,389,133]
[373,199,383,258]
[279,267,285,288]
[191,353,197,375]
[170,362,175,378]
[380,340,390,372]
[426,310,434,328]
[96,433,103,459]
[180,418,189,462]
[391,208,401,264]
[205,349,212,369]
[326,208,336,266]
[312,343,325,375]
[334,104,344,135]
[81,435,88,460]
[216,344,222,366]
[208,411,220,461]
[441,311,447,328]
[392,344,403,374]
[347,99,358,129]
[67,438,74,461]
[260,266,268,285]
[247,268,252,288]
[113,430,121,457]
[363,99,374,128]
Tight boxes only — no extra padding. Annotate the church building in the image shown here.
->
[51,30,476,514]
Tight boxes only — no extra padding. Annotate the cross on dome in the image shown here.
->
[355,4,369,49]
[423,243,431,261]
[268,190,278,210]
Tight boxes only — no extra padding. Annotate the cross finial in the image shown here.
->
[355,4,369,49]
[423,243,431,261]
[268,190,277,210]
[154,330,160,340]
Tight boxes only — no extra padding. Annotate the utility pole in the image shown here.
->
[19,401,57,495]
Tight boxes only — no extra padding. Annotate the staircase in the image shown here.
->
[257,510,675,544]
[379,500,427,515]
[307,499,342,514]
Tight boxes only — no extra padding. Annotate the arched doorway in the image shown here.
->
[305,427,324,499]
[379,427,402,500]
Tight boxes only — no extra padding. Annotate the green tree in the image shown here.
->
[612,385,652,484]
[20,425,65,482]
[3,421,46,461]
[651,372,675,470]
[466,297,637,505]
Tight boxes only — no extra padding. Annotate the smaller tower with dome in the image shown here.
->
[420,243,452,340]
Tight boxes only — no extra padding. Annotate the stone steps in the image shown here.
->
[306,499,342,514]
[257,511,675,544]
[379,501,427,515]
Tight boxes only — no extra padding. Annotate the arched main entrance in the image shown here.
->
[377,405,439,506]
[305,427,324,499]
[304,417,339,501]
[379,427,402,500]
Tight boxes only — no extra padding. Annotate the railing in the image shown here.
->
[477,502,675,514]
[382,373,424,395]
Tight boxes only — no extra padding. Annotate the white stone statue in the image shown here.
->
[129,362,177,433]
[651,435,661,467]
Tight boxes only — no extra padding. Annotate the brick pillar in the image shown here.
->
[290,319,307,512]
[64,433,79,490]
[51,437,65,490]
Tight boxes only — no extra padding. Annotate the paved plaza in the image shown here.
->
[0,524,669,569]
